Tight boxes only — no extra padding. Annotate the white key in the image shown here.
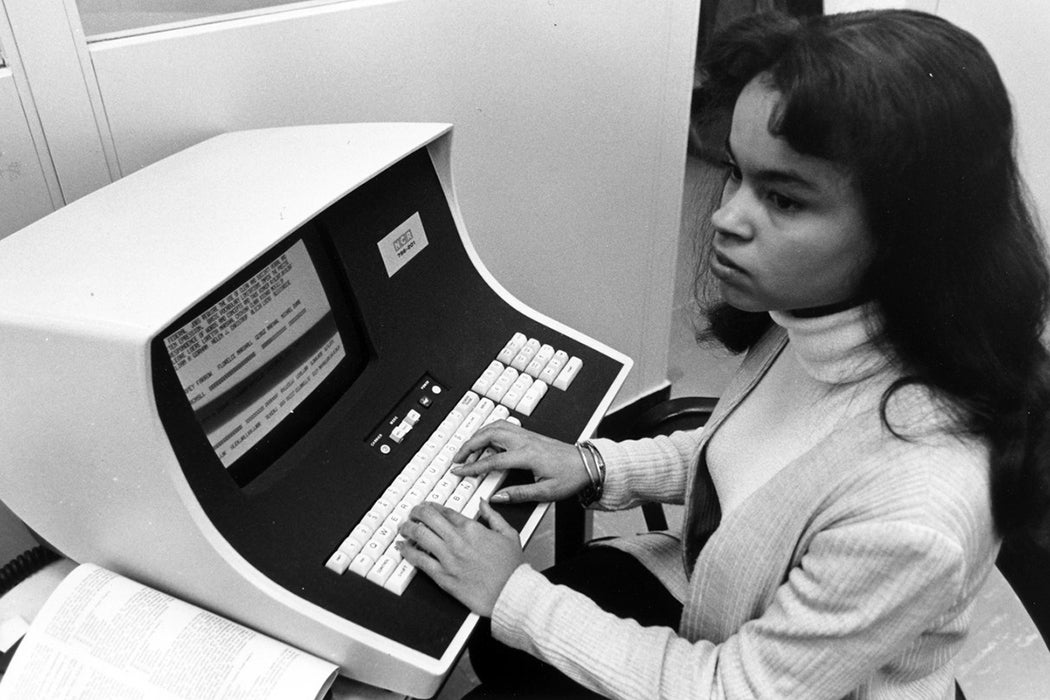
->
[451,401,495,453]
[485,366,519,402]
[444,434,466,456]
[442,403,471,432]
[455,391,481,416]
[367,555,398,585]
[361,509,385,530]
[391,471,417,495]
[472,360,505,395]
[403,409,422,426]
[445,490,470,512]
[501,373,534,410]
[471,397,496,421]
[430,420,456,446]
[371,496,396,520]
[457,474,482,493]
[516,380,548,416]
[510,338,541,371]
[382,484,406,504]
[539,350,569,384]
[383,510,407,530]
[462,470,511,519]
[392,499,415,521]
[524,344,556,378]
[371,524,398,550]
[386,537,406,565]
[350,520,376,544]
[408,450,432,469]
[406,482,431,502]
[427,454,453,479]
[448,479,478,511]
[325,550,351,574]
[552,356,583,390]
[405,447,430,468]
[384,560,417,595]
[454,411,484,442]
[415,439,442,465]
[485,405,511,426]
[426,473,465,511]
[496,333,528,365]
[423,457,447,478]
[338,536,366,560]
[362,538,385,561]
[349,553,375,576]
[401,457,428,481]
[425,487,451,505]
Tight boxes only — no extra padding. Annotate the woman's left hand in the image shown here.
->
[398,500,524,616]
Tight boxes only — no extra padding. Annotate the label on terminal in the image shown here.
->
[378,212,429,278]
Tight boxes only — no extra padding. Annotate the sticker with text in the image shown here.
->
[378,212,429,277]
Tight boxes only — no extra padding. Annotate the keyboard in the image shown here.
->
[324,331,583,594]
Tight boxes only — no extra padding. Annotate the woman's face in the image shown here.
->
[710,75,874,314]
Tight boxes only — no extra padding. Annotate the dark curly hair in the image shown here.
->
[693,10,1050,542]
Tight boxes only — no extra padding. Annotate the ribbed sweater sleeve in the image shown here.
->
[491,520,967,699]
[591,430,701,510]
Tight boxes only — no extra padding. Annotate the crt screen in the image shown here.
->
[162,239,346,468]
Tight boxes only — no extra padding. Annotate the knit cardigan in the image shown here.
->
[490,318,999,699]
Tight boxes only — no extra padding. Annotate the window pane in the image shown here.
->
[76,0,330,39]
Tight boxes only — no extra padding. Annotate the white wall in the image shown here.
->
[933,2,1050,233]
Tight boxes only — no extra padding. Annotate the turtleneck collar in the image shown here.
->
[768,304,887,384]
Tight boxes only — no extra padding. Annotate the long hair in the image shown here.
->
[693,10,1050,541]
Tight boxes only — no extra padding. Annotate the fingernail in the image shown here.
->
[490,492,509,503]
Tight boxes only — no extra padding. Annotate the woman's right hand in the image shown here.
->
[450,421,591,504]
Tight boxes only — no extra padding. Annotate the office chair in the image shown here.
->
[955,547,1050,699]
[554,394,715,561]
[605,396,717,531]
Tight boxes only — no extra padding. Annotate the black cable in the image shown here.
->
[0,546,60,599]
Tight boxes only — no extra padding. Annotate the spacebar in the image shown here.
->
[382,470,510,595]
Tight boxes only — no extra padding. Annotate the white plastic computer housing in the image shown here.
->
[0,123,631,697]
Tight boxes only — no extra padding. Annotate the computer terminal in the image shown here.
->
[0,123,630,697]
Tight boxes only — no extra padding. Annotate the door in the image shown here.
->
[0,7,61,239]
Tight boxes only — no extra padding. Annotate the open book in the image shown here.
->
[0,563,338,700]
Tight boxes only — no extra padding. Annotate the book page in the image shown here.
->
[0,563,337,700]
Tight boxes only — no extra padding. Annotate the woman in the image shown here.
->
[397,10,1050,698]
